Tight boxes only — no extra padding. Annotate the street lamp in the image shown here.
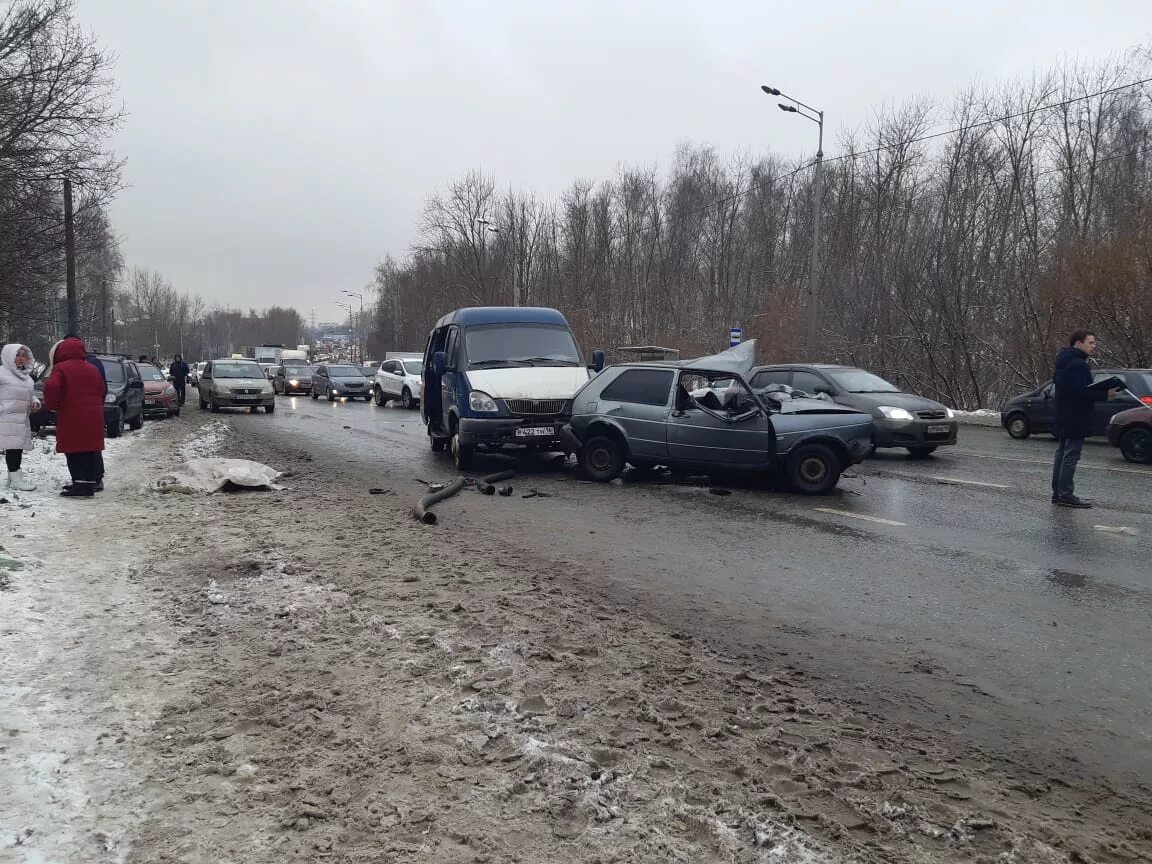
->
[762,83,825,355]
[343,290,363,363]
[334,301,353,361]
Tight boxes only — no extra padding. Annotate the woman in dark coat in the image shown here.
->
[43,337,106,497]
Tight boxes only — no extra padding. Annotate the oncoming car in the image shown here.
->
[562,342,873,494]
[310,363,372,401]
[272,364,314,396]
[197,359,275,413]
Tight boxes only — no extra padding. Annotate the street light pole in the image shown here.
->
[343,290,364,363]
[334,301,353,361]
[762,85,824,355]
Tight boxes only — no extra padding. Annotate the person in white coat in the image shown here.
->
[0,343,40,491]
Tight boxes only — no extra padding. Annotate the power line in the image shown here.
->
[821,76,1152,168]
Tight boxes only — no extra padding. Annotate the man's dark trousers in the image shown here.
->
[1052,437,1085,499]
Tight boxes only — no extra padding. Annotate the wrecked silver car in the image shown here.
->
[560,341,874,494]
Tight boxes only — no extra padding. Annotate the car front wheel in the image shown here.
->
[906,446,937,459]
[1006,413,1030,439]
[374,386,389,406]
[310,387,318,400]
[1120,427,1152,464]
[785,443,840,495]
[579,435,625,482]
[266,403,275,414]
[451,429,474,470]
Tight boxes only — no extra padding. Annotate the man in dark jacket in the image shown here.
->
[1051,330,1120,508]
[169,354,190,406]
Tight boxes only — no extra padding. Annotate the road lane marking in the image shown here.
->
[930,476,1010,489]
[814,508,906,526]
[951,451,1152,477]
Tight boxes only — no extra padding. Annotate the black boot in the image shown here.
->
[60,481,95,498]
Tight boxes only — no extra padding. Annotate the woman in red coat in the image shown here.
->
[43,337,106,497]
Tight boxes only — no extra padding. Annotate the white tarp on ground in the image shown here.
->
[154,458,282,494]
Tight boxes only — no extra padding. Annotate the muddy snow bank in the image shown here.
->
[154,457,282,493]
[177,418,231,460]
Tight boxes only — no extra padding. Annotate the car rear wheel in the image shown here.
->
[1120,427,1152,464]
[579,435,625,482]
[106,407,122,439]
[785,443,840,495]
[402,388,414,410]
[1006,413,1030,439]
[906,446,937,459]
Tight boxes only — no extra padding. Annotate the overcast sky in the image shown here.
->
[82,0,1149,319]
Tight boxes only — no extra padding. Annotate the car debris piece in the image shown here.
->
[412,477,466,525]
[497,486,514,497]
[709,488,732,496]
[475,469,515,495]
[368,488,390,495]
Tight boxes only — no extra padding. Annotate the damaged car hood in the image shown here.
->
[678,340,757,376]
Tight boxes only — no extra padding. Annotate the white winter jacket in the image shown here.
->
[0,344,37,452]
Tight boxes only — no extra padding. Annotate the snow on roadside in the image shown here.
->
[177,418,231,461]
[0,424,156,521]
[954,409,1000,418]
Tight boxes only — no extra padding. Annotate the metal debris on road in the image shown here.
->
[1094,525,1138,536]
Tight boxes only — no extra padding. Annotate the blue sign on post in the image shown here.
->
[728,327,742,348]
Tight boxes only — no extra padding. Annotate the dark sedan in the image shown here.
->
[272,364,315,395]
[310,363,371,401]
[1000,368,1152,440]
[749,364,957,458]
[1106,404,1152,463]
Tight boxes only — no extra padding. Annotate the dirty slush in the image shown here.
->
[1,414,1148,863]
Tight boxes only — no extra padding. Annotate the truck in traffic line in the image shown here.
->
[420,307,603,469]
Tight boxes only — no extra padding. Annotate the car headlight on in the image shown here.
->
[288,379,299,386]
[877,406,915,421]
[104,393,116,404]
[469,390,499,412]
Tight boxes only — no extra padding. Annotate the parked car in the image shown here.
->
[373,357,424,408]
[1106,404,1152,463]
[563,347,873,494]
[310,363,371,401]
[272,364,315,395]
[421,307,603,469]
[748,364,956,458]
[1000,368,1152,440]
[139,363,180,418]
[197,358,275,413]
[30,354,145,439]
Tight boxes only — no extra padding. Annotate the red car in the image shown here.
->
[140,364,180,418]
[1107,405,1152,463]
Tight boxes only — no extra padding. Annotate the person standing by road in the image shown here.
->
[0,344,41,491]
[43,337,106,498]
[169,353,190,406]
[1051,330,1120,508]
[64,334,107,491]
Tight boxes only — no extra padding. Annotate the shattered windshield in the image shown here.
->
[828,369,901,393]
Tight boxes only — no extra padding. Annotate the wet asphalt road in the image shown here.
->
[226,395,1152,789]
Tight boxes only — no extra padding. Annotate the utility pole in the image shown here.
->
[64,178,78,335]
[101,278,111,352]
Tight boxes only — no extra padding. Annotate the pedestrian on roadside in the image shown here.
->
[42,336,106,498]
[64,334,107,491]
[0,343,41,491]
[169,353,190,406]
[1051,330,1120,508]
